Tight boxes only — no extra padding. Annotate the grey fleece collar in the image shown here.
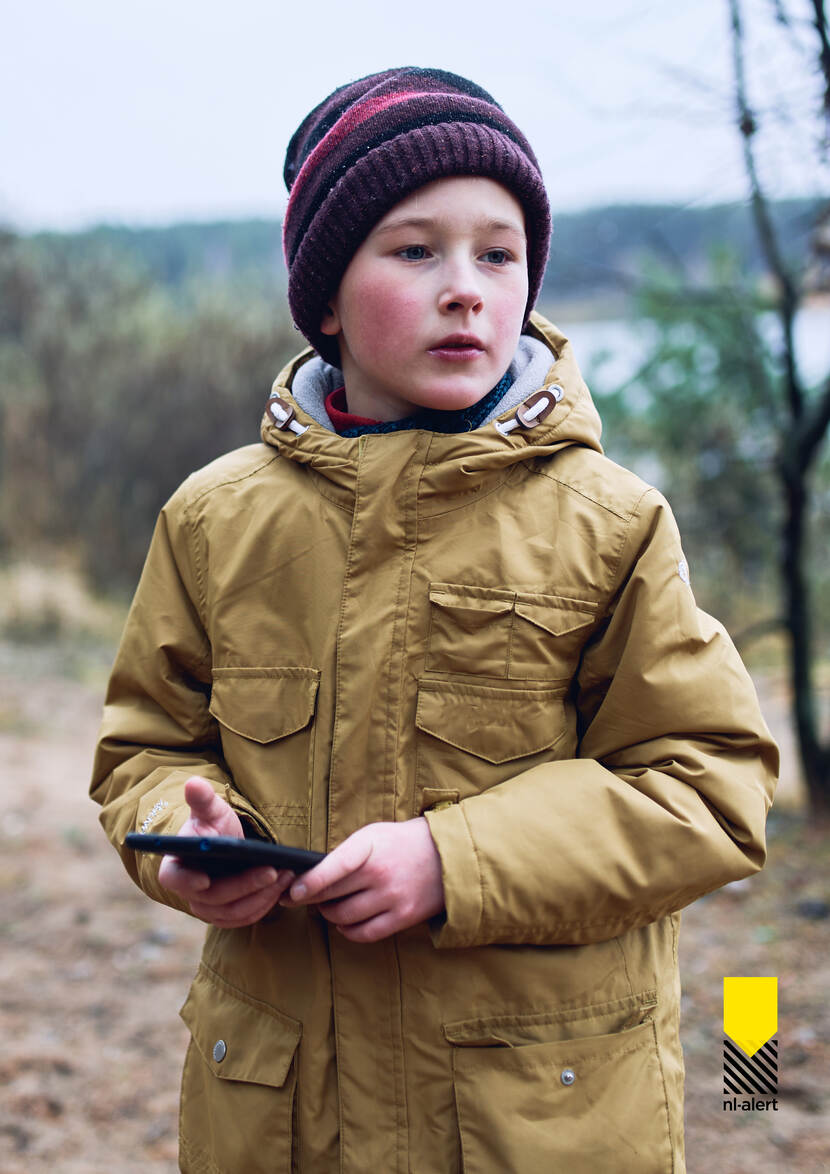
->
[289,334,555,433]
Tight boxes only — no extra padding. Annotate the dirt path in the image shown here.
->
[0,641,827,1172]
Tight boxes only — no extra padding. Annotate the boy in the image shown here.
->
[91,68,778,1173]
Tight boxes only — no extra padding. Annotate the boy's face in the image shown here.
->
[320,176,529,421]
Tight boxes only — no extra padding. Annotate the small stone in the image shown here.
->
[752,925,776,944]
[795,898,829,920]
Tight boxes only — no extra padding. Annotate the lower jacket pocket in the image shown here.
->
[179,963,302,1174]
[446,1016,674,1174]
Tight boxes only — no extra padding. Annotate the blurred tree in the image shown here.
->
[727,0,830,809]
[600,0,830,809]
[0,233,298,591]
[596,251,785,628]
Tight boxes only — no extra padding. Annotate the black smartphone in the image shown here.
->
[125,833,326,878]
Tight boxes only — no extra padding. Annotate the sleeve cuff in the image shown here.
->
[423,803,484,948]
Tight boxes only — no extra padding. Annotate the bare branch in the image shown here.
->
[798,376,830,464]
[726,0,830,802]
[732,615,787,649]
[728,0,804,420]
[812,0,830,144]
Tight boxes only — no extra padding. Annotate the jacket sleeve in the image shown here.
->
[89,490,271,913]
[424,488,779,949]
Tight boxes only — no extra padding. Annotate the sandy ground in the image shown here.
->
[0,639,827,1173]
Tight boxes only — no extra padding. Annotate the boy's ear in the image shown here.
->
[319,301,341,337]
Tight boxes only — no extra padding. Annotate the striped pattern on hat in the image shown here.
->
[282,67,551,365]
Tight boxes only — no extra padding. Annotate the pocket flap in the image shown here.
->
[428,583,514,618]
[210,668,320,744]
[416,680,564,764]
[180,965,301,1088]
[514,596,597,637]
[443,991,658,1047]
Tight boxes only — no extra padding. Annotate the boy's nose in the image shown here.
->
[438,266,484,315]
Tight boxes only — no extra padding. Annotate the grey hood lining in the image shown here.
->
[289,335,556,433]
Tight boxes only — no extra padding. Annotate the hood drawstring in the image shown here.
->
[494,385,564,437]
[269,383,565,443]
[267,394,309,436]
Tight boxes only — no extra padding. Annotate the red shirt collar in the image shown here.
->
[324,386,381,432]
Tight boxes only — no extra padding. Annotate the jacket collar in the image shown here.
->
[259,313,604,505]
[287,329,558,435]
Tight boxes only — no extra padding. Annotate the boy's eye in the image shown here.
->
[482,249,510,264]
[398,245,428,261]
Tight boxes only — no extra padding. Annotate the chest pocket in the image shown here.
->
[209,667,320,845]
[426,583,598,682]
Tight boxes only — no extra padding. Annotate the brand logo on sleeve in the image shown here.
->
[140,799,169,833]
[722,977,779,1112]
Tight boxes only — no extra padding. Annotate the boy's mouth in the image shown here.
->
[428,333,485,360]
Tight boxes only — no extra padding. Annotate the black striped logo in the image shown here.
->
[723,1037,778,1095]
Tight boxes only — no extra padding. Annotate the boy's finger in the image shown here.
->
[293,871,368,905]
[183,776,236,833]
[318,889,386,926]
[287,837,373,903]
[158,856,211,895]
[336,911,399,944]
[193,866,279,906]
[191,878,285,927]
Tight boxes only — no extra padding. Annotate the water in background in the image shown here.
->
[557,303,829,394]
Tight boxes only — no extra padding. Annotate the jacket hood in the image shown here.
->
[259,313,604,504]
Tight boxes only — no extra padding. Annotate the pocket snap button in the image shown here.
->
[560,1067,576,1086]
[213,1039,227,1063]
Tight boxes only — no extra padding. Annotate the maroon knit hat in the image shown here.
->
[283,67,551,365]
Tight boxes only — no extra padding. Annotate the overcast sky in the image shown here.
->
[2,0,825,232]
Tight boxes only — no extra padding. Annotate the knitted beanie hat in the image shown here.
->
[282,67,551,366]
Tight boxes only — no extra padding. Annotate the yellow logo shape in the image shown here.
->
[723,977,777,1057]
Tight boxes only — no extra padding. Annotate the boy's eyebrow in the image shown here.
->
[373,215,526,238]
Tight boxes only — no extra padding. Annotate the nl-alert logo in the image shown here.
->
[723,977,779,1113]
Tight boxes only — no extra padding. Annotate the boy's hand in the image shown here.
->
[157,776,294,927]
[281,818,445,943]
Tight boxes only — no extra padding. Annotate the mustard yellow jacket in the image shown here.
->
[91,315,778,1173]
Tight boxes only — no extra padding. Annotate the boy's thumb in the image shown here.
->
[184,776,227,827]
